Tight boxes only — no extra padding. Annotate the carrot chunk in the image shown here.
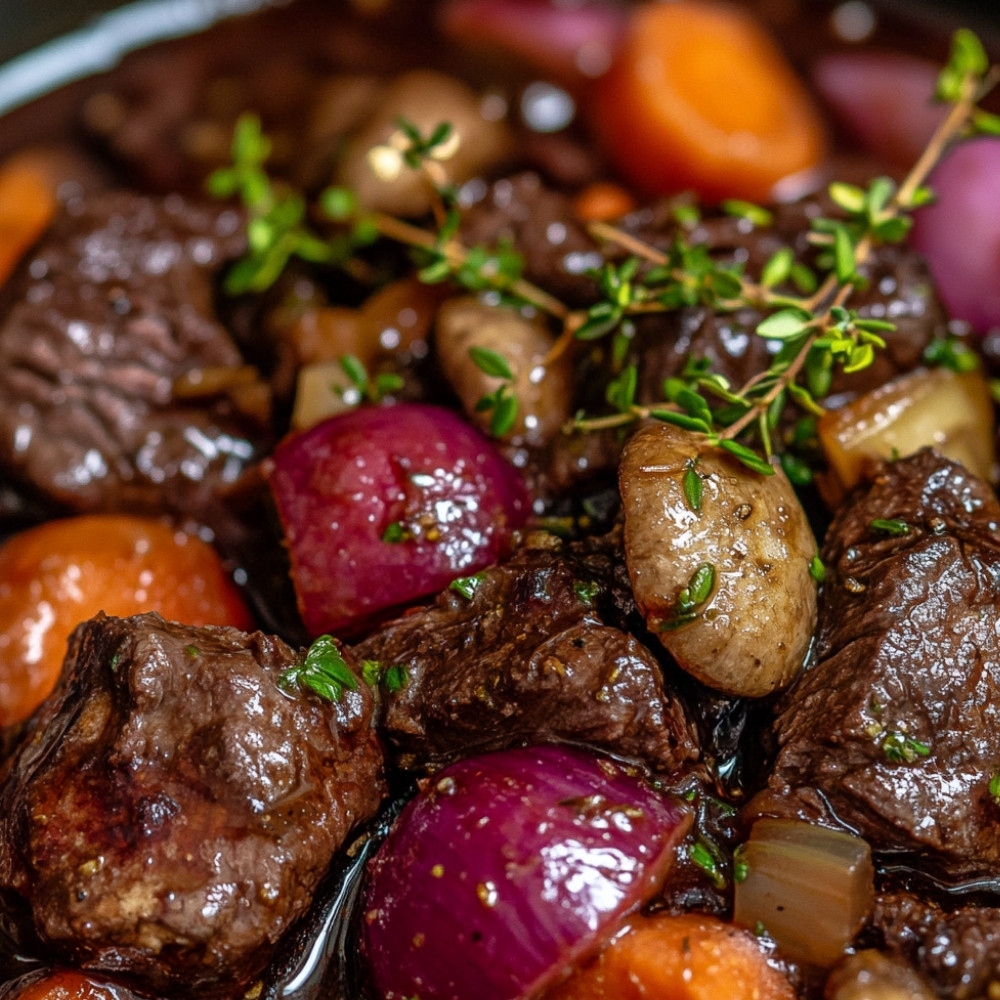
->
[546,912,797,1000]
[0,152,59,286]
[590,0,826,204]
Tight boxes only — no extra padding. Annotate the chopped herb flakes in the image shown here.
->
[450,571,487,600]
[990,772,1000,804]
[362,659,410,692]
[882,731,931,764]
[281,635,358,702]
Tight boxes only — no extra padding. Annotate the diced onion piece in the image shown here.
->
[818,367,997,501]
[733,818,874,967]
[290,361,354,430]
[363,744,691,1000]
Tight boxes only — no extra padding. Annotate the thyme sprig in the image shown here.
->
[210,29,998,475]
[562,29,999,470]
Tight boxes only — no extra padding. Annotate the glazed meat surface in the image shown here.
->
[755,449,1000,879]
[354,533,701,775]
[0,613,384,997]
[0,190,270,528]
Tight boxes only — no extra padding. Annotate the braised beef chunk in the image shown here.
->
[459,172,604,307]
[0,613,384,998]
[633,203,951,412]
[868,892,1000,1000]
[754,450,1000,879]
[0,190,271,529]
[353,534,701,775]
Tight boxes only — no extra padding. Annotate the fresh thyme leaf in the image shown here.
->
[683,461,703,513]
[469,346,514,381]
[339,354,368,391]
[688,839,727,889]
[924,334,980,373]
[606,365,638,414]
[809,554,826,583]
[756,308,813,341]
[760,246,794,288]
[871,518,911,537]
[281,635,359,702]
[489,390,519,437]
[719,439,775,476]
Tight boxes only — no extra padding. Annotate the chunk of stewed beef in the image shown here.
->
[632,202,953,411]
[867,892,1000,1000]
[353,533,701,776]
[752,449,1000,879]
[0,190,271,532]
[0,613,384,998]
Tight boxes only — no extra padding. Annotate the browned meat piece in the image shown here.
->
[459,172,604,307]
[868,892,1000,1000]
[0,190,271,531]
[0,613,385,998]
[751,449,1000,880]
[633,203,952,411]
[353,534,701,776]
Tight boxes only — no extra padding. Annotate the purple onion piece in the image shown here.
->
[910,136,1000,334]
[266,403,530,638]
[362,744,690,1000]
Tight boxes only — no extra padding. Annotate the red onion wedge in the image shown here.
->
[266,403,530,638]
[437,0,627,86]
[910,137,1000,334]
[362,744,690,1000]
[812,51,945,168]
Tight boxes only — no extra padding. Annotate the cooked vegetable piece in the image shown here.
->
[619,422,818,697]
[910,137,1000,333]
[1,969,139,999]
[733,818,875,967]
[266,403,530,638]
[363,744,690,1000]
[0,515,251,727]
[590,0,826,202]
[813,51,946,168]
[435,296,572,443]
[818,366,997,501]
[545,911,796,1000]
[437,0,627,87]
[337,69,511,216]
[0,152,59,287]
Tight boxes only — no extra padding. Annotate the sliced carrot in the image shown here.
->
[0,515,253,727]
[0,152,60,287]
[546,912,796,1000]
[572,180,637,222]
[590,0,826,204]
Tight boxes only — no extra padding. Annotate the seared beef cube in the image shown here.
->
[633,204,949,413]
[0,190,270,530]
[754,450,1000,879]
[0,613,384,998]
[459,172,603,307]
[868,892,1000,1000]
[353,535,700,775]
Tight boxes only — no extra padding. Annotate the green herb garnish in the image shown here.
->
[281,635,358,702]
